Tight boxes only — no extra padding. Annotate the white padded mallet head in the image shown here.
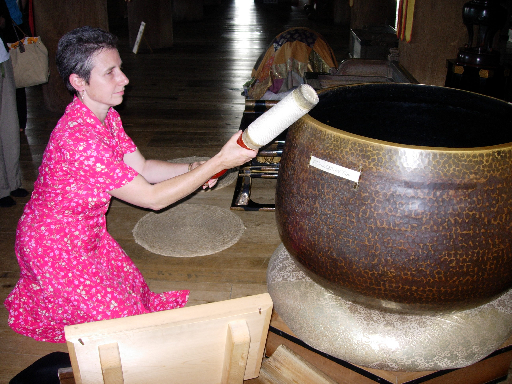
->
[239,84,319,150]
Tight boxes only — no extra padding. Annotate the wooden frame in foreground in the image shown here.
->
[65,293,273,384]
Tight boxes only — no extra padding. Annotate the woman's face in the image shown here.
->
[82,48,129,117]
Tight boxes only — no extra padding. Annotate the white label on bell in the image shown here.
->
[309,156,360,183]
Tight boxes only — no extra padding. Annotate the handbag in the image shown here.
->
[7,22,49,88]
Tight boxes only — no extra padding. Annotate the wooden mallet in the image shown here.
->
[212,84,319,179]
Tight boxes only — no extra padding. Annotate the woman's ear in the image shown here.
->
[69,74,85,92]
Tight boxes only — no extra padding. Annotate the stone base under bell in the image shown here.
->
[267,243,512,372]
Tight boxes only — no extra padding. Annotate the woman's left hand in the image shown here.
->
[203,178,218,189]
[188,161,204,172]
[188,161,217,189]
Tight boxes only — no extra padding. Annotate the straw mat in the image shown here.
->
[133,204,245,257]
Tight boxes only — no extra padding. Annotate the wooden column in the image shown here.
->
[33,0,109,112]
[398,0,467,86]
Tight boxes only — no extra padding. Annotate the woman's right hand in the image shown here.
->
[213,130,258,172]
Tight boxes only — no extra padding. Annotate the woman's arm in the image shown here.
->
[109,131,256,210]
[108,166,217,210]
[123,149,197,184]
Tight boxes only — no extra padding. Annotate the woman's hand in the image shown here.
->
[188,161,217,189]
[212,130,257,172]
[203,178,218,189]
[201,131,257,189]
[188,161,204,172]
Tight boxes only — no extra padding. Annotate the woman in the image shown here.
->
[4,26,257,343]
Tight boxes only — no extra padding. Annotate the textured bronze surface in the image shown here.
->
[275,84,512,312]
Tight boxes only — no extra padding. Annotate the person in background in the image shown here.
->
[3,0,28,132]
[4,26,257,343]
[0,12,26,207]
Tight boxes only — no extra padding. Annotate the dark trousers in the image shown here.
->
[9,352,71,384]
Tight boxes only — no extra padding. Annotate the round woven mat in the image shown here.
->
[133,204,245,257]
[168,157,238,190]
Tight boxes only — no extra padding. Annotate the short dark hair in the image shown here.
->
[56,26,118,93]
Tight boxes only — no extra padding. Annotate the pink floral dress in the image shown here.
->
[4,97,189,343]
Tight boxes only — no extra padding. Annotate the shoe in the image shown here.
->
[10,188,29,198]
[0,196,16,207]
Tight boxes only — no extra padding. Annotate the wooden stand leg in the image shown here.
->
[259,345,337,384]
[221,320,251,384]
[98,343,124,384]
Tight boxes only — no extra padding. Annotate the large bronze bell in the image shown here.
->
[275,83,512,313]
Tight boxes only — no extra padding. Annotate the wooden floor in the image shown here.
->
[0,0,350,382]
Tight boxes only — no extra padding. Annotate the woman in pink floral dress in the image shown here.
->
[4,26,257,344]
